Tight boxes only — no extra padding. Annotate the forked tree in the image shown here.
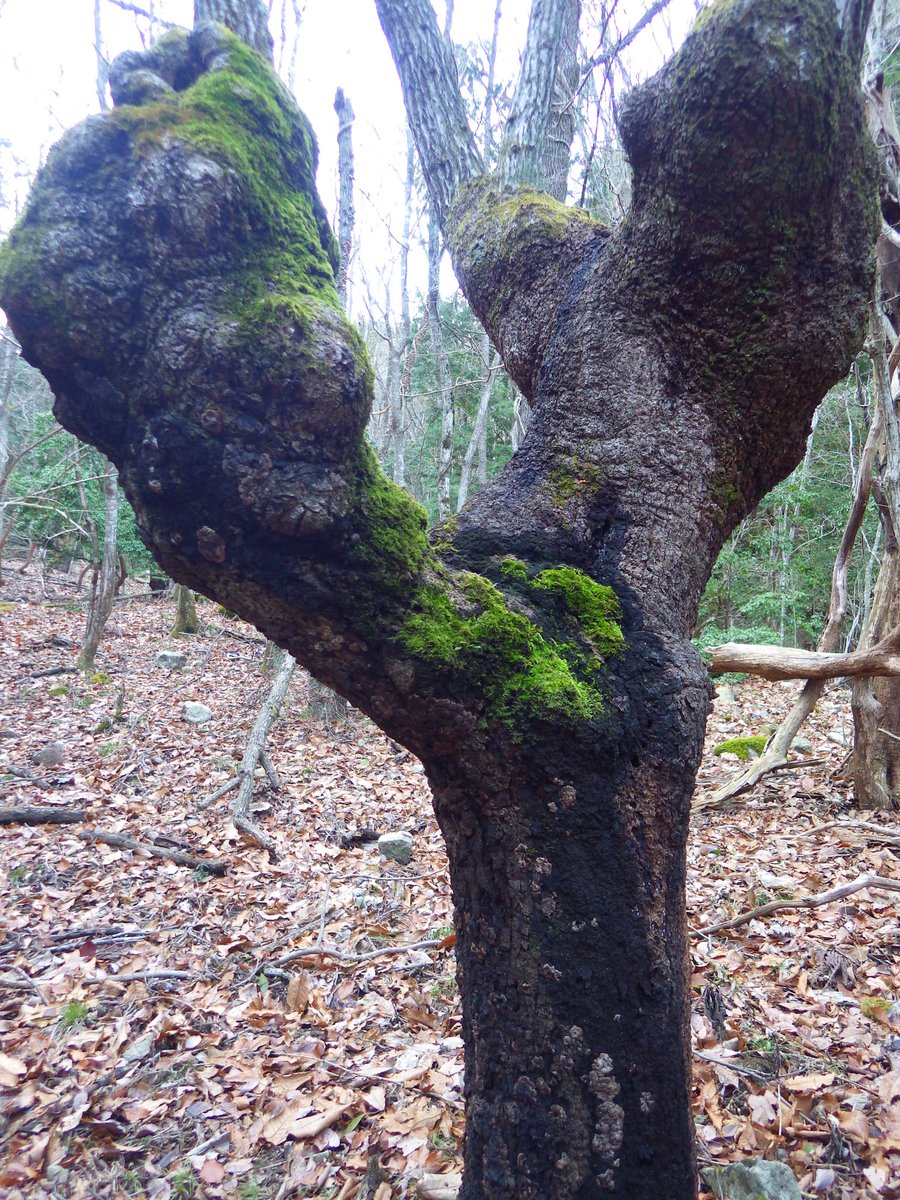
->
[0,0,877,1195]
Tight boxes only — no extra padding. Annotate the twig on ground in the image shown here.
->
[0,967,48,1001]
[86,969,196,985]
[692,1049,771,1082]
[2,768,53,791]
[78,829,228,875]
[692,873,900,937]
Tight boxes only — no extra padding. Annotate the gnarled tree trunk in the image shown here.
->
[0,1,876,1195]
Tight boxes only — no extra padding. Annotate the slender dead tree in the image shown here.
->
[0,1,877,1195]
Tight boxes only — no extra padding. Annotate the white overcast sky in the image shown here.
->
[0,0,696,312]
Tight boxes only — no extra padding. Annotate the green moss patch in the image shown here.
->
[350,442,429,599]
[400,572,606,727]
[712,734,768,761]
[532,567,624,659]
[109,32,339,319]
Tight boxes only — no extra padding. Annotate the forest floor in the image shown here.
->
[0,568,898,1200]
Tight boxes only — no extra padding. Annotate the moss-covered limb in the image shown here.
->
[0,27,628,745]
[446,180,610,400]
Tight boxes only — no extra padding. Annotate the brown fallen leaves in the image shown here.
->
[0,574,898,1197]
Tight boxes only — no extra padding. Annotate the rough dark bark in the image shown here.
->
[0,4,877,1197]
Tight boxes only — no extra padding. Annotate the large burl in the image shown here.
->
[0,25,418,646]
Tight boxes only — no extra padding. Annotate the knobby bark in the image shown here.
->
[0,2,877,1196]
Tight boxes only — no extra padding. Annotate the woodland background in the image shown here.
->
[1,0,900,1197]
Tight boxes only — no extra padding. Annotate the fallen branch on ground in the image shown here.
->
[86,969,195,985]
[276,936,446,968]
[1,768,53,791]
[78,830,227,875]
[0,806,84,824]
[692,873,900,937]
[709,627,900,681]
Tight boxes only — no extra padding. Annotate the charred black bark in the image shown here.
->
[0,2,877,1196]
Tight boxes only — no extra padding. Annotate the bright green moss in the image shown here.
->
[499,556,529,582]
[545,458,605,506]
[351,442,429,597]
[399,571,606,726]
[532,567,625,659]
[109,32,339,319]
[712,734,768,761]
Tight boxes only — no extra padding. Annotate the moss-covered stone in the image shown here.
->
[712,734,768,760]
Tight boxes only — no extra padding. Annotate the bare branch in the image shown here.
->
[374,0,483,227]
[585,0,674,70]
[709,627,900,681]
[693,873,900,938]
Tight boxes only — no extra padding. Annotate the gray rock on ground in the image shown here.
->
[378,831,413,864]
[32,741,66,766]
[155,650,187,670]
[703,1159,802,1200]
[182,701,212,725]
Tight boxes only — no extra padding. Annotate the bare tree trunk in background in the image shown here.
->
[333,88,355,308]
[273,0,305,92]
[429,207,455,519]
[0,326,17,579]
[308,81,359,728]
[510,388,531,452]
[94,0,109,112]
[170,582,200,634]
[457,334,499,512]
[541,0,580,201]
[77,456,119,673]
[395,129,415,487]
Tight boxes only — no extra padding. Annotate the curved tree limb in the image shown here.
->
[709,628,900,681]
[0,4,879,1196]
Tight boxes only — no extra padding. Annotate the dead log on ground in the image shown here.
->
[709,627,900,682]
[0,806,85,824]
